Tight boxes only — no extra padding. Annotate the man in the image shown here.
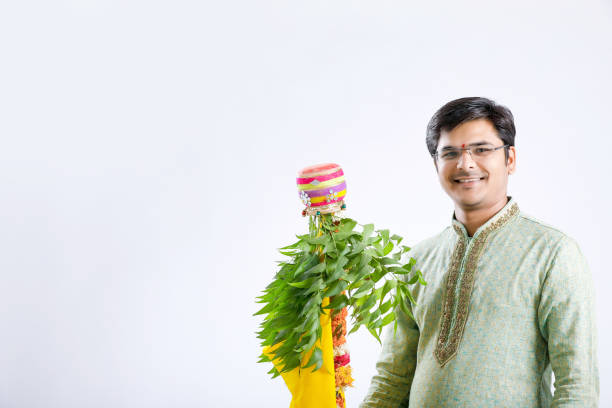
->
[360,97,599,407]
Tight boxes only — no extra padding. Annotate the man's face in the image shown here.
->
[434,118,516,211]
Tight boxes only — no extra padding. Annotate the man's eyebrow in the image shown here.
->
[439,141,493,151]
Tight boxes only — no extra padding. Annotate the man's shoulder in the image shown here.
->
[514,210,578,249]
[408,226,455,257]
[515,213,592,294]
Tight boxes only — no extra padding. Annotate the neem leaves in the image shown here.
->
[254,213,425,379]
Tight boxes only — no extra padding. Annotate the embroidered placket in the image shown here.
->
[434,202,519,367]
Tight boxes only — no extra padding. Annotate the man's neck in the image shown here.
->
[454,196,509,237]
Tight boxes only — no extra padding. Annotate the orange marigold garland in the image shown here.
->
[331,300,354,408]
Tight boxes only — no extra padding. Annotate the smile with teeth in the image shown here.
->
[454,177,485,183]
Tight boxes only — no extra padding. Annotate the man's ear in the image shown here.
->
[507,146,516,174]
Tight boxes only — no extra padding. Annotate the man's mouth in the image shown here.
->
[453,176,486,184]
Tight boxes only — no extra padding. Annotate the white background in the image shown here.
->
[1,1,610,407]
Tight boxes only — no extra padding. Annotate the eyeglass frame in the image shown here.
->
[432,143,510,162]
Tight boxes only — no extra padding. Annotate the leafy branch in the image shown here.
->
[254,213,426,378]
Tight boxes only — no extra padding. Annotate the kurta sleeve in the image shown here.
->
[537,235,599,407]
[359,298,419,408]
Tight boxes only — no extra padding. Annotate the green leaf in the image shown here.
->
[323,293,349,310]
[401,262,414,273]
[348,278,365,291]
[305,235,331,245]
[296,333,317,354]
[404,257,417,269]
[362,223,375,238]
[379,229,390,245]
[253,301,275,316]
[297,262,326,280]
[279,241,300,250]
[370,266,386,283]
[368,308,381,324]
[349,241,367,255]
[350,293,367,308]
[398,295,415,322]
[303,277,324,295]
[339,219,358,233]
[270,315,297,332]
[368,327,382,344]
[299,294,322,318]
[364,247,378,258]
[367,235,382,246]
[353,279,374,297]
[329,255,348,281]
[390,234,403,244]
[359,292,377,312]
[399,283,417,305]
[371,242,383,257]
[337,240,349,255]
[348,322,362,335]
[324,239,337,255]
[345,253,362,271]
[358,252,372,269]
[325,258,336,275]
[382,241,394,256]
[257,352,272,363]
[333,231,354,241]
[354,263,372,281]
[379,257,400,266]
[379,280,397,305]
[324,280,348,298]
[379,299,393,314]
[304,347,323,372]
[381,311,396,327]
[387,266,409,274]
[292,253,318,277]
[297,240,312,253]
[288,277,317,288]
[417,270,427,285]
[369,317,384,329]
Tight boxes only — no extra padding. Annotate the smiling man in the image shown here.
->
[360,97,599,407]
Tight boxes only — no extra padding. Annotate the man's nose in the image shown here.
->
[456,149,476,169]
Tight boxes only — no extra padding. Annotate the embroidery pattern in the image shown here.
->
[435,232,466,363]
[434,202,520,367]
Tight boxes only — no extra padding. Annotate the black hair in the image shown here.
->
[426,97,516,161]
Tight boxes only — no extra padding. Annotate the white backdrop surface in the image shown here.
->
[0,1,610,407]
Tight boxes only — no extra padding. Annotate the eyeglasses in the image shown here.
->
[433,144,509,163]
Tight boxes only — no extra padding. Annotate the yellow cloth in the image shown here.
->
[263,297,337,408]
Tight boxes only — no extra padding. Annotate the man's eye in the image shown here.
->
[475,148,489,153]
[442,151,458,159]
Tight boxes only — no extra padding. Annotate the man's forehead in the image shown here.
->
[438,120,502,147]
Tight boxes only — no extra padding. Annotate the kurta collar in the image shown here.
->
[451,196,519,240]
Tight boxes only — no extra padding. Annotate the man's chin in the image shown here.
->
[450,192,485,209]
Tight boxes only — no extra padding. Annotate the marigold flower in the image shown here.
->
[335,365,354,388]
[333,334,346,347]
[332,307,348,340]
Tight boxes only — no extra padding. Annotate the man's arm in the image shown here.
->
[359,298,419,408]
[538,235,599,407]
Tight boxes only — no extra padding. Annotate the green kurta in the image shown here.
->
[360,197,599,407]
